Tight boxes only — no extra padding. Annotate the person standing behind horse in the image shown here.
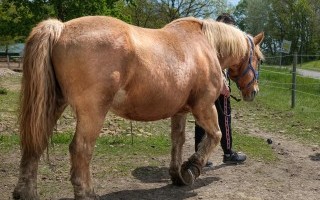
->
[195,13,247,167]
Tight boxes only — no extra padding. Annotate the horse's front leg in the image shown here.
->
[179,104,221,185]
[169,113,187,185]
[69,104,107,200]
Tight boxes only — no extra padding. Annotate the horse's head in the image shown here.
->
[228,32,264,101]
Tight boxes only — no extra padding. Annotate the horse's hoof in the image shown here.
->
[169,168,185,186]
[12,189,39,200]
[171,175,185,186]
[180,161,201,186]
[75,192,100,200]
[180,168,195,185]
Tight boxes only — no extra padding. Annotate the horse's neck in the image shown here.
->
[218,55,241,70]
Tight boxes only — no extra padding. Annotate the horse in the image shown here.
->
[13,16,264,199]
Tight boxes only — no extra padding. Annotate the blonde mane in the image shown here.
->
[202,19,248,59]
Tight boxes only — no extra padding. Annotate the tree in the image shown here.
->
[0,0,42,48]
[127,0,235,28]
[158,0,217,23]
[0,0,132,44]
[234,0,320,64]
[51,0,130,22]
[126,0,166,28]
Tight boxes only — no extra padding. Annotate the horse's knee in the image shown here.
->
[210,130,222,146]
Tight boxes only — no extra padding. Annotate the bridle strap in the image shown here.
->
[234,36,258,90]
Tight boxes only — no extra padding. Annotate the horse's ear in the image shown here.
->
[254,32,264,45]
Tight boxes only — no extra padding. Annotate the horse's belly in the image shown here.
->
[110,108,173,121]
[110,89,187,121]
[110,102,182,121]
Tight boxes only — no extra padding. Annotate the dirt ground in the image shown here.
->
[0,67,319,200]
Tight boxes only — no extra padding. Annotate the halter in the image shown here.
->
[233,36,259,90]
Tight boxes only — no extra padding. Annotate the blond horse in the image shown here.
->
[14,16,264,199]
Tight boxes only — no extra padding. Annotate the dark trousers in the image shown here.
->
[195,94,232,155]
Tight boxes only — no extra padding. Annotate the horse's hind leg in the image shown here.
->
[69,100,108,200]
[13,152,41,200]
[169,114,187,185]
[13,101,67,200]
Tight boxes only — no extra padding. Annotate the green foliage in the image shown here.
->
[0,0,132,45]
[127,0,228,28]
[51,0,131,22]
[234,0,320,64]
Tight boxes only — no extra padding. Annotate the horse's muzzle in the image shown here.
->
[243,89,258,102]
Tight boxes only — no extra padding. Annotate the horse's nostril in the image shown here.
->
[252,90,258,97]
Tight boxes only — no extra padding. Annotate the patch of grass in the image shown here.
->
[96,133,170,156]
[93,133,171,176]
[300,60,320,72]
[0,132,171,176]
[232,66,320,145]
[233,132,278,162]
[52,131,73,144]
[0,134,20,151]
[0,89,19,112]
[0,87,8,95]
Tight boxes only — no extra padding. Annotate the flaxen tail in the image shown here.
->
[20,19,64,156]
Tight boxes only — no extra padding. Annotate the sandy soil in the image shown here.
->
[0,67,319,200]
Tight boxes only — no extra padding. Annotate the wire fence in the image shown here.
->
[257,53,320,111]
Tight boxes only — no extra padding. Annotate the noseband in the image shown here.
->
[234,36,258,90]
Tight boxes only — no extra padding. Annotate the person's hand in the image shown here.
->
[220,82,230,97]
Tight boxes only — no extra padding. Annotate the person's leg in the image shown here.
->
[194,123,213,167]
[195,123,205,152]
[216,94,246,164]
[215,95,232,154]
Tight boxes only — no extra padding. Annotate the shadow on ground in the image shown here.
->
[309,153,320,161]
[131,166,170,183]
[59,165,227,200]
[99,176,219,200]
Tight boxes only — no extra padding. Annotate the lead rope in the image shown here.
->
[227,71,242,102]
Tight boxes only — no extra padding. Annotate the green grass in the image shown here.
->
[233,132,278,162]
[300,60,320,72]
[0,87,8,95]
[232,65,320,145]
[0,89,19,112]
[266,59,320,72]
[0,134,20,150]
[95,133,170,156]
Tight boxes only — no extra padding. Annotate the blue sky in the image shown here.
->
[229,0,240,6]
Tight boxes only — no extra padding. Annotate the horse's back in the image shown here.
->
[51,16,220,121]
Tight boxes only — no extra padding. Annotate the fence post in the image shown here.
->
[291,52,297,108]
